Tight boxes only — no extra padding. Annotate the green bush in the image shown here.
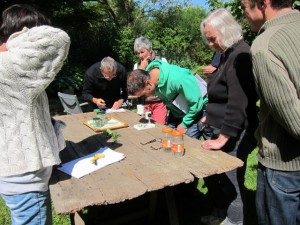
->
[192,65,208,80]
[47,62,85,97]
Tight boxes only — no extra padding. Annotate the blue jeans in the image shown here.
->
[167,111,202,139]
[1,190,52,225]
[256,164,300,225]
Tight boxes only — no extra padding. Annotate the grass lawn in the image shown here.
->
[0,147,258,225]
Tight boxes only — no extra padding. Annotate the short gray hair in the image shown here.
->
[127,69,150,95]
[200,8,243,50]
[100,56,117,72]
[134,36,152,53]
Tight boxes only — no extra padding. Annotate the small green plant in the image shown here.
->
[103,129,121,143]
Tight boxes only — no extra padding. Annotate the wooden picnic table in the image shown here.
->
[50,110,243,225]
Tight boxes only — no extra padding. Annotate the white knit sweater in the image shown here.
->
[0,26,70,177]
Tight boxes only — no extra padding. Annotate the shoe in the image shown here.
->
[201,215,224,225]
[201,208,226,225]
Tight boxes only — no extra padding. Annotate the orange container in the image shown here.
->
[171,130,184,157]
[161,127,173,152]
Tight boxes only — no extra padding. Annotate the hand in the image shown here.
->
[138,56,151,70]
[202,65,217,74]
[111,99,124,110]
[93,98,106,108]
[201,134,230,150]
[177,124,187,134]
[0,43,7,52]
[201,116,206,123]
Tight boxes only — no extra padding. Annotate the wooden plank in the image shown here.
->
[50,140,148,213]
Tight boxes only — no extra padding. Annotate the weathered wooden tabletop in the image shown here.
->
[50,110,243,215]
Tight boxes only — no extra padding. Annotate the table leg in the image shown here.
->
[148,191,158,221]
[70,212,85,225]
[165,187,180,225]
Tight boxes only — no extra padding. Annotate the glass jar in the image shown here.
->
[96,111,109,126]
[161,127,173,152]
[93,117,101,127]
[171,130,185,157]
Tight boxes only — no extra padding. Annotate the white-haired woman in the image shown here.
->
[199,9,258,225]
[132,36,167,124]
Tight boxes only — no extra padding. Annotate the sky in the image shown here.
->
[192,0,230,8]
[192,0,209,8]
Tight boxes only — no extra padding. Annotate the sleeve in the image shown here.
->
[253,50,300,139]
[180,73,205,128]
[118,64,128,101]
[6,25,70,97]
[82,69,95,102]
[211,52,221,68]
[221,52,251,137]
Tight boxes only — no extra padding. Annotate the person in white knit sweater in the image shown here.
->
[0,4,70,225]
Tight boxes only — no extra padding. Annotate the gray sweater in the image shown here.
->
[0,26,70,177]
[251,10,300,171]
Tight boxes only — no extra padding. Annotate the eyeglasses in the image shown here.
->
[140,138,162,150]
[101,70,116,79]
[206,36,216,43]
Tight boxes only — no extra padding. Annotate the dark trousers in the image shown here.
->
[203,125,256,224]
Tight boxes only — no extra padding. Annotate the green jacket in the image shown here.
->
[146,60,207,128]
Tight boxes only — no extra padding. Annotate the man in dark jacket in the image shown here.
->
[82,56,128,109]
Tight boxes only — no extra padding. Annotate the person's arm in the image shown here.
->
[180,72,206,129]
[202,65,217,74]
[119,64,128,103]
[138,56,151,70]
[111,64,128,109]
[111,99,124,110]
[253,50,300,139]
[201,134,230,150]
[82,69,106,108]
[0,43,7,52]
[5,26,70,96]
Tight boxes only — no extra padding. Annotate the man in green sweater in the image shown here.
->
[128,59,207,138]
[242,0,300,224]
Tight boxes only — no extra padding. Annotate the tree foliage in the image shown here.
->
[1,0,259,95]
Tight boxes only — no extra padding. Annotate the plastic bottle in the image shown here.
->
[171,130,185,157]
[161,127,173,152]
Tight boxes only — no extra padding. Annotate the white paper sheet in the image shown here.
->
[106,108,126,113]
[57,147,125,178]
[194,74,207,97]
[172,93,189,114]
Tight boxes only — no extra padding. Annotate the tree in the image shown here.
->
[116,3,212,70]
[1,0,214,94]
